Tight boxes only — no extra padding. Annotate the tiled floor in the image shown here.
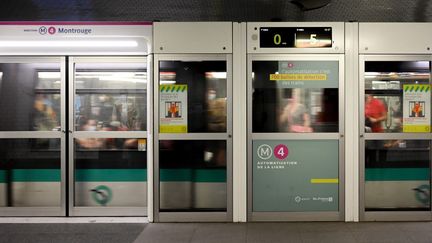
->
[2,222,432,243]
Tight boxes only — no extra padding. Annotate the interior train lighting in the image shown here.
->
[0,40,138,47]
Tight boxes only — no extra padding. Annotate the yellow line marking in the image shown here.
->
[310,178,339,184]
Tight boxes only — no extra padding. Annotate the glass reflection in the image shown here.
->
[0,63,61,131]
[75,63,147,131]
[74,138,147,207]
[0,139,61,207]
[365,140,430,211]
[364,61,430,133]
[159,61,227,133]
[252,61,339,133]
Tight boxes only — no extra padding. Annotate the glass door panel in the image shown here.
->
[155,56,232,222]
[0,57,65,216]
[70,57,148,216]
[361,56,432,221]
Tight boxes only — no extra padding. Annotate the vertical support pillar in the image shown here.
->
[344,22,360,222]
[232,22,247,222]
[148,54,154,222]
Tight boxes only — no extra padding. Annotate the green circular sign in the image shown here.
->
[91,185,113,206]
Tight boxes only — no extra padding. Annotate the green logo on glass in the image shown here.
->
[414,184,430,205]
[91,185,113,206]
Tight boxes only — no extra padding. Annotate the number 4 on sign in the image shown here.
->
[277,147,285,157]
[274,144,289,160]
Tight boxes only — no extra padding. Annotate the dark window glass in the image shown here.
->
[159,140,227,212]
[0,63,61,131]
[0,139,61,207]
[365,140,430,211]
[159,61,227,133]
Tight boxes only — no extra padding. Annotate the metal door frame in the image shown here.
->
[0,57,66,216]
[247,54,345,221]
[359,55,432,221]
[153,54,233,222]
[68,56,150,216]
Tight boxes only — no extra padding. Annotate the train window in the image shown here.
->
[74,138,147,207]
[364,61,431,133]
[0,138,61,207]
[74,62,147,132]
[0,63,61,131]
[365,140,430,211]
[159,140,227,212]
[159,61,227,133]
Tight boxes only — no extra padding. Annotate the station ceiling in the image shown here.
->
[1,0,432,22]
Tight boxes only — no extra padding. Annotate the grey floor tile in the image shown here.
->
[0,223,146,234]
[133,223,196,243]
[190,223,247,243]
[394,222,432,232]
[247,222,299,232]
[4,233,139,243]
[296,222,350,232]
[246,223,301,243]
[300,232,357,243]
[347,222,401,232]
[351,231,414,243]
[407,232,432,243]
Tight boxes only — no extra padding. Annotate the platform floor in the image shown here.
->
[1,222,432,243]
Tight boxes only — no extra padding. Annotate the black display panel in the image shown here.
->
[259,27,332,48]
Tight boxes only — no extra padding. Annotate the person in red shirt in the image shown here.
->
[365,94,387,132]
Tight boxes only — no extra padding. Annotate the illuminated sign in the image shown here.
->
[259,27,332,48]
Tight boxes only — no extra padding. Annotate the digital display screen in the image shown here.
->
[259,27,332,48]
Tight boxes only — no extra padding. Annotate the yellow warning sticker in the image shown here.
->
[403,125,431,133]
[160,125,187,133]
[270,73,327,81]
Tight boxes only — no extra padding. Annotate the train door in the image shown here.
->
[247,22,345,221]
[0,23,152,216]
[153,23,233,222]
[359,23,432,221]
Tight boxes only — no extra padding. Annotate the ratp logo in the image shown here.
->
[257,144,272,160]
[38,26,47,35]
[48,26,56,35]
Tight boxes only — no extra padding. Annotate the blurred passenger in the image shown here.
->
[279,89,313,132]
[365,94,387,132]
[33,94,58,131]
